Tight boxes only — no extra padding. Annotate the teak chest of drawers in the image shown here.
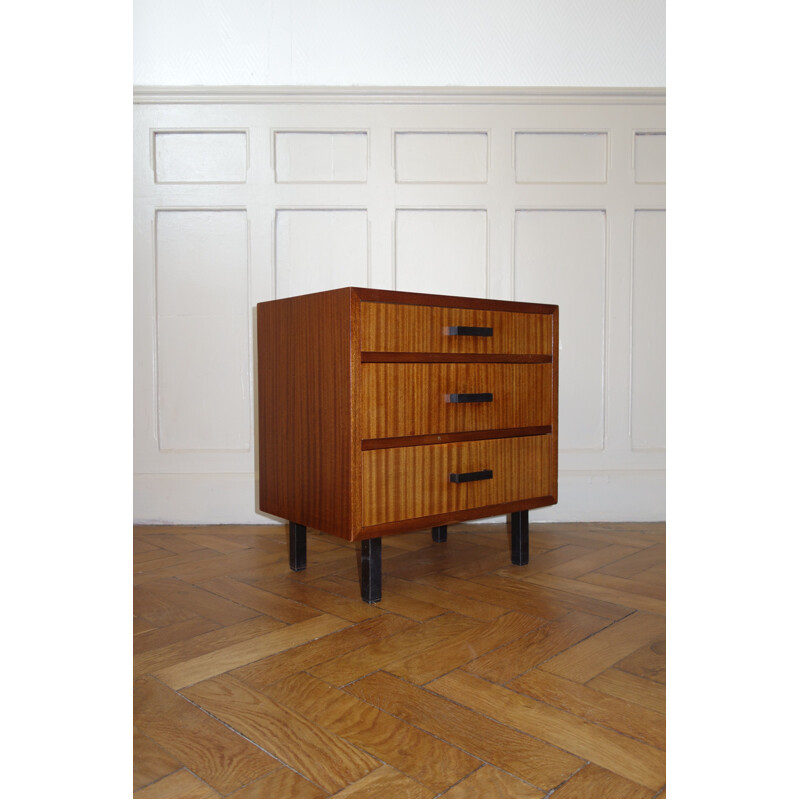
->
[257,287,558,602]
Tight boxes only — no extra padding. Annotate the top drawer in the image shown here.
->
[361,302,553,355]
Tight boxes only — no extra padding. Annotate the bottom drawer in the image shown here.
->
[362,434,552,527]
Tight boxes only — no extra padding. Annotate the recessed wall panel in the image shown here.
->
[515,132,607,183]
[514,210,606,450]
[155,210,250,451]
[154,132,247,183]
[395,132,488,183]
[631,210,666,450]
[275,209,369,297]
[157,315,250,451]
[135,90,667,524]
[395,209,487,298]
[274,132,368,182]
[634,133,666,183]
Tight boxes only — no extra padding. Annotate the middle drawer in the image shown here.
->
[361,362,553,440]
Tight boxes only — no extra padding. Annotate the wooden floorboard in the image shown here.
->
[133,522,666,798]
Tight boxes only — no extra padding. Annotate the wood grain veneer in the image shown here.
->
[362,435,552,527]
[257,288,357,539]
[257,287,558,550]
[361,426,552,451]
[361,352,553,363]
[361,301,553,355]
[361,362,553,439]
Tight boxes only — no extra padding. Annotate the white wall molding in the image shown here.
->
[134,87,665,523]
[134,86,666,106]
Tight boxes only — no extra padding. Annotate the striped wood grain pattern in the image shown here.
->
[361,353,553,363]
[360,301,553,355]
[257,288,357,539]
[133,522,666,798]
[361,435,551,526]
[360,362,553,439]
[257,289,558,546]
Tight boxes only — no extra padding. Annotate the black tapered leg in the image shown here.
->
[432,525,448,543]
[510,510,529,566]
[360,537,382,603]
[289,522,307,571]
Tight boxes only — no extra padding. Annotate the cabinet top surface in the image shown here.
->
[257,287,558,315]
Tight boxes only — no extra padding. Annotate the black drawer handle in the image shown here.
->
[447,393,494,404]
[446,325,493,337]
[450,469,493,484]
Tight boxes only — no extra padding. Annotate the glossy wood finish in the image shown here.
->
[362,435,552,527]
[362,352,553,363]
[362,426,552,451]
[257,287,559,546]
[258,288,557,600]
[352,286,559,315]
[361,362,553,439]
[358,494,558,539]
[360,300,553,355]
[133,523,665,798]
[257,288,358,540]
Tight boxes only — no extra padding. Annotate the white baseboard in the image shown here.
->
[133,470,665,525]
[533,470,665,522]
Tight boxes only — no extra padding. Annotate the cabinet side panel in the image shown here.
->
[257,290,352,538]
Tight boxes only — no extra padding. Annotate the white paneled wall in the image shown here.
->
[515,209,607,451]
[133,88,665,523]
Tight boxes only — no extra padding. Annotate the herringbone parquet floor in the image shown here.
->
[133,522,666,799]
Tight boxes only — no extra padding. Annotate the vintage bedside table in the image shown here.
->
[257,287,558,602]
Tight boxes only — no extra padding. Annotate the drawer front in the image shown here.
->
[362,435,552,527]
[361,363,553,440]
[361,302,552,355]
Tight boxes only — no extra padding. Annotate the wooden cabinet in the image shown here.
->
[257,287,558,602]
